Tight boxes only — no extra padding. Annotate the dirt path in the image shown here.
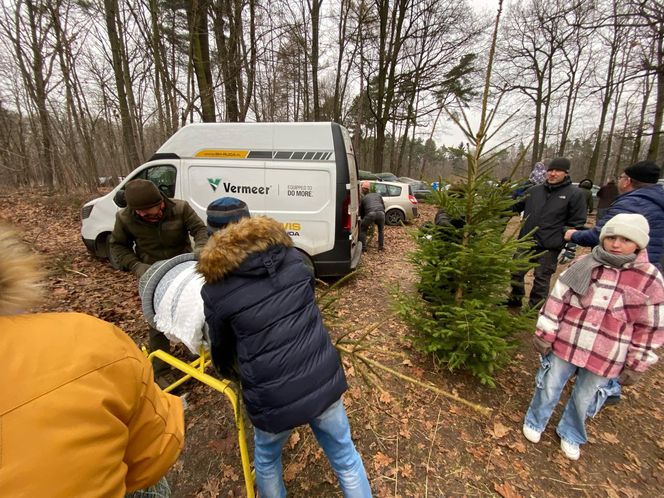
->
[1,192,663,497]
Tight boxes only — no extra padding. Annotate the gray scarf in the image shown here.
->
[558,246,636,295]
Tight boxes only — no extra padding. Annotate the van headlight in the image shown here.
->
[81,204,94,219]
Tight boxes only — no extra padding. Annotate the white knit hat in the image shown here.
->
[599,213,650,249]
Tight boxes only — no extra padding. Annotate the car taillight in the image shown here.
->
[342,192,351,230]
[408,195,417,204]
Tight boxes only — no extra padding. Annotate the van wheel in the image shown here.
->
[385,209,405,226]
[98,233,121,270]
[297,250,316,277]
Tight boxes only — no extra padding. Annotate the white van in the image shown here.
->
[81,122,362,277]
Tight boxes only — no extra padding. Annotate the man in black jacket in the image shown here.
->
[507,158,587,308]
[359,181,386,251]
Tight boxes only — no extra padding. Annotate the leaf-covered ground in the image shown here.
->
[2,190,663,498]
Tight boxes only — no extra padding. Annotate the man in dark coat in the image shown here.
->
[507,157,587,308]
[565,161,664,270]
[359,180,386,251]
[110,179,208,385]
[110,179,208,277]
[198,211,371,498]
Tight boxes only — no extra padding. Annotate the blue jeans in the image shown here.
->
[253,398,372,498]
[524,353,612,445]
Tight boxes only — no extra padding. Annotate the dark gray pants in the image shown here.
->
[509,247,560,308]
[149,325,171,376]
[360,211,385,250]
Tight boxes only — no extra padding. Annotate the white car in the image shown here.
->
[367,180,418,225]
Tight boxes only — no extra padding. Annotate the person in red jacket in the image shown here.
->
[0,223,184,497]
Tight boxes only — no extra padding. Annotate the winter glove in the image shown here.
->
[618,368,643,386]
[558,242,577,264]
[132,262,151,278]
[532,336,552,356]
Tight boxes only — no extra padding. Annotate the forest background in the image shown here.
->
[0,0,663,189]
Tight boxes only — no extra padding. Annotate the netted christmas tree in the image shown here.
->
[396,0,537,386]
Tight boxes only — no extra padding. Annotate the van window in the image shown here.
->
[132,165,177,198]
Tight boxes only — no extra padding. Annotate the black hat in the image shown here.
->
[206,197,250,232]
[624,161,660,184]
[125,179,163,210]
[547,157,570,172]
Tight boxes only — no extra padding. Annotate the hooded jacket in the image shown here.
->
[0,227,184,496]
[110,196,208,273]
[571,185,664,268]
[514,176,587,250]
[198,216,347,434]
[0,314,185,496]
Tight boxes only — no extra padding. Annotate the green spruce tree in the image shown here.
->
[396,0,538,386]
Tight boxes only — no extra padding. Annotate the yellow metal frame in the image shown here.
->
[145,348,255,498]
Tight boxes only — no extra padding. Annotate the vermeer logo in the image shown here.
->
[208,178,221,191]
[207,177,271,195]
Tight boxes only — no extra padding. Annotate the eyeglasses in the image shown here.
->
[618,174,629,180]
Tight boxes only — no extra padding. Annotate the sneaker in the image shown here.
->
[560,439,580,460]
[522,424,541,443]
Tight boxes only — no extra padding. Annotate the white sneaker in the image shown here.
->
[560,439,580,460]
[522,424,542,443]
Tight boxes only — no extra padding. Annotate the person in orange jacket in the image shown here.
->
[0,223,185,497]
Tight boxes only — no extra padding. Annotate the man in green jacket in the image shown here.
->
[110,179,208,386]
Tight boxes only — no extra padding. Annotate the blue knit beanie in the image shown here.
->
[206,197,250,233]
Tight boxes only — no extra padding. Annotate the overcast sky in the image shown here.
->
[432,0,503,148]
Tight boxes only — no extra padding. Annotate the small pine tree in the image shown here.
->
[396,171,537,386]
[396,0,538,386]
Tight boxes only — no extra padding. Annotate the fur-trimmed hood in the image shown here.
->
[0,224,44,315]
[197,216,293,283]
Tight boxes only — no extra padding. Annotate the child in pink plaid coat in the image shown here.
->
[522,213,664,460]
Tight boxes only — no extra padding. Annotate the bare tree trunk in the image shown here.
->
[239,0,256,121]
[587,1,622,181]
[6,0,60,188]
[50,1,99,189]
[308,0,322,120]
[187,0,216,122]
[213,0,241,121]
[599,46,630,184]
[647,22,664,161]
[370,0,409,171]
[631,77,652,163]
[104,0,141,168]
[612,114,630,180]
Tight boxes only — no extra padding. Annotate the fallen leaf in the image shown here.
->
[287,430,301,449]
[221,463,240,482]
[493,481,523,498]
[372,451,393,470]
[283,461,305,482]
[400,463,414,478]
[600,432,620,444]
[508,440,527,454]
[491,421,511,439]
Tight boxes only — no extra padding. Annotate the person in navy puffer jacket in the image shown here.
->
[565,161,664,406]
[565,161,664,270]
[197,202,371,498]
